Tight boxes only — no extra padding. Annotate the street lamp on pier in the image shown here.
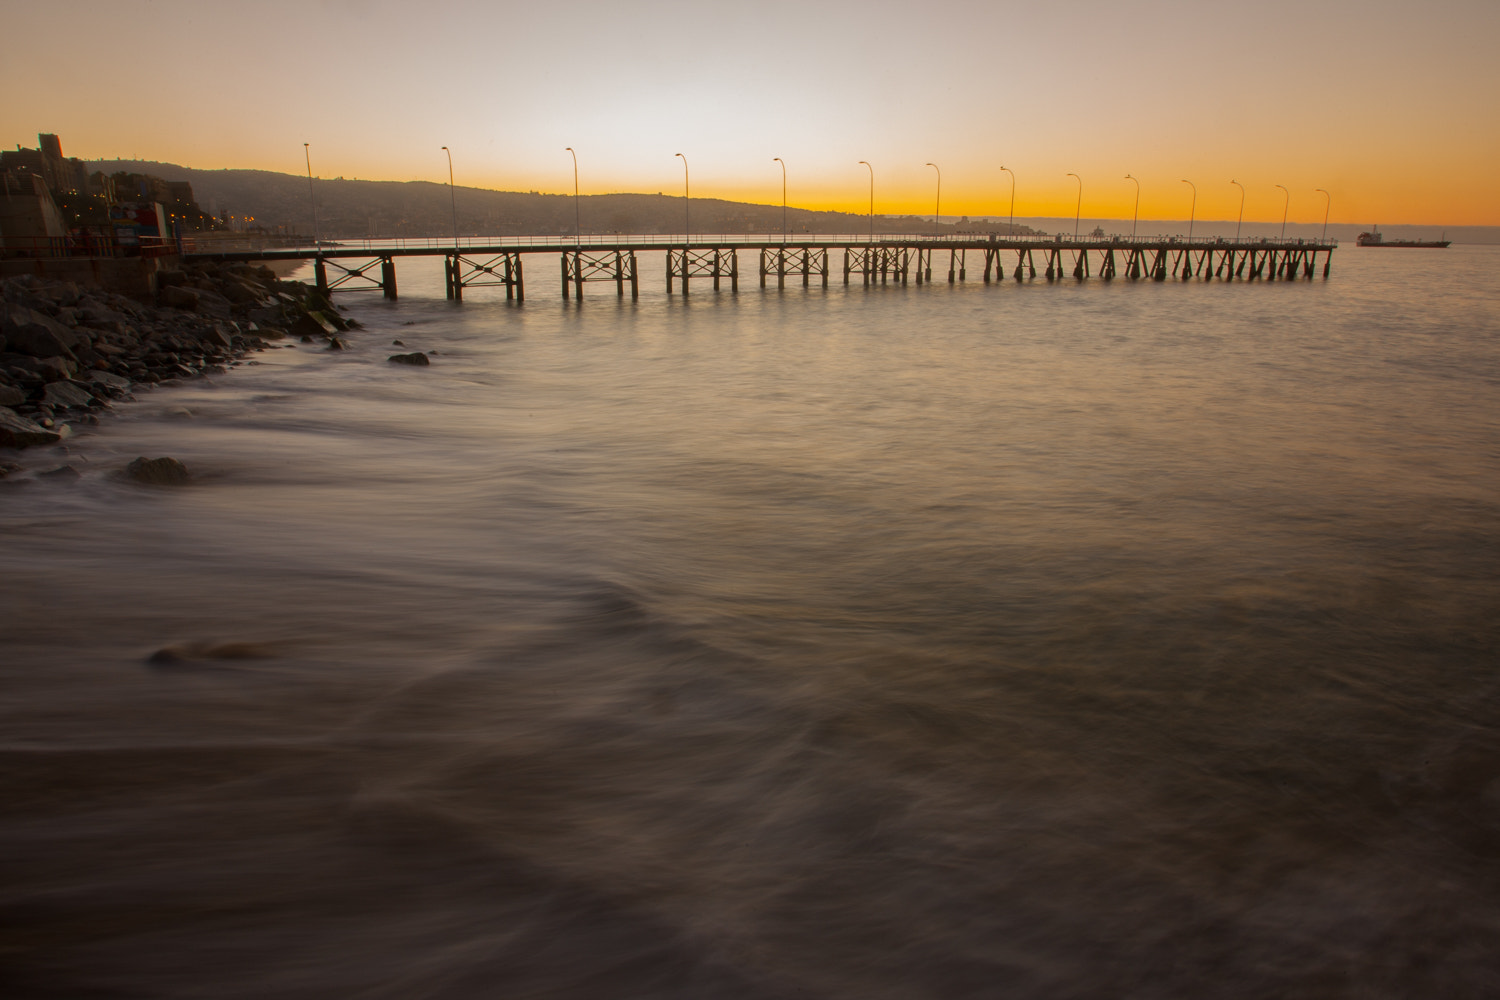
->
[441,146,458,250]
[999,165,1015,234]
[1230,180,1245,240]
[1181,179,1197,241]
[859,161,873,241]
[1124,174,1140,238]
[773,157,786,243]
[1276,184,1290,240]
[675,153,689,243]
[566,147,580,246]
[1316,188,1330,242]
[1066,173,1081,239]
[927,162,941,235]
[302,143,318,251]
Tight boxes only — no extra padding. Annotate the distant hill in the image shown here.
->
[86,160,1035,240]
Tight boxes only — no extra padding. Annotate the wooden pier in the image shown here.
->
[187,234,1336,302]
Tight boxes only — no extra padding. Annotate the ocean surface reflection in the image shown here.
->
[2,247,1498,997]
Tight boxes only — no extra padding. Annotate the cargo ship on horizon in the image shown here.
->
[1356,227,1450,248]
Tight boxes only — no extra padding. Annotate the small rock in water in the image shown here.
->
[126,456,190,485]
[147,641,277,666]
[388,352,430,366]
[326,336,346,351]
[392,339,404,346]
[40,465,80,479]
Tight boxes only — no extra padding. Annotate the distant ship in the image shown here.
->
[1356,227,1450,248]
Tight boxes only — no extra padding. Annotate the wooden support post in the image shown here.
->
[682,249,690,296]
[615,252,624,297]
[802,249,810,287]
[451,256,462,302]
[574,251,584,300]
[958,248,965,282]
[380,257,397,300]
[315,257,329,297]
[983,249,993,282]
[731,249,738,293]
[561,254,570,300]
[666,249,674,294]
[515,256,524,303]
[949,248,956,283]
[1322,250,1331,279]
[712,249,721,291]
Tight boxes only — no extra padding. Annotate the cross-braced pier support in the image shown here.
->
[914,248,965,285]
[314,255,399,299]
[843,246,909,285]
[759,247,829,288]
[667,247,738,295]
[446,252,524,302]
[561,250,638,300]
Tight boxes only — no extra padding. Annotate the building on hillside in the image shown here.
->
[0,172,69,256]
[0,133,91,196]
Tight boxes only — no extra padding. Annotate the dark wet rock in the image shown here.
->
[39,464,80,479]
[87,370,131,391]
[388,352,430,366]
[1,303,80,360]
[126,456,190,485]
[392,339,404,346]
[0,406,62,448]
[294,310,339,338]
[0,385,24,407]
[326,336,346,351]
[41,381,94,410]
[30,356,77,382]
[160,285,200,311]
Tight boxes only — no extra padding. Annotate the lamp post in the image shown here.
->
[565,147,580,246]
[441,146,458,249]
[926,162,941,235]
[1276,184,1290,240]
[999,165,1015,234]
[859,161,873,241]
[1181,179,1196,241]
[773,157,786,243]
[675,153,689,243]
[302,143,318,250]
[1124,174,1140,238]
[1066,172,1081,239]
[1316,188,1330,242]
[1230,180,1245,240]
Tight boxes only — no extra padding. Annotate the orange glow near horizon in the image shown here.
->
[4,1,1497,228]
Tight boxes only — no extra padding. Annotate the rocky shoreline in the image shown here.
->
[0,263,360,464]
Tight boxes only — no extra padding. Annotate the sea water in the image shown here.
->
[2,246,1498,998]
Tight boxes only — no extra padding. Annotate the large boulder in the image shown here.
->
[161,285,199,310]
[0,385,24,407]
[1,303,80,360]
[293,310,339,338]
[42,381,94,409]
[0,406,61,448]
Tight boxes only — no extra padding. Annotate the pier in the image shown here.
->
[183,234,1336,302]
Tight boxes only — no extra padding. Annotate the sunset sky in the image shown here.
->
[4,0,1496,225]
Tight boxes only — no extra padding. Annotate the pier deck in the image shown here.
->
[182,234,1336,301]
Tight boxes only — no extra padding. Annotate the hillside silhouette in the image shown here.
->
[87,160,1034,240]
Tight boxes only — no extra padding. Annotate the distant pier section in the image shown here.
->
[182,234,1336,302]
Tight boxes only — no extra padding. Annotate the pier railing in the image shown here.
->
[180,232,1337,256]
